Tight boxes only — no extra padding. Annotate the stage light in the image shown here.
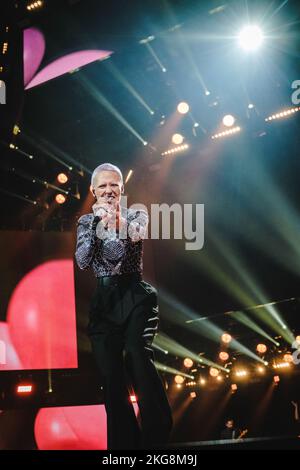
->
[238,25,263,51]
[257,366,265,374]
[57,173,68,184]
[194,122,199,127]
[17,384,33,394]
[55,194,66,204]
[190,392,197,398]
[125,169,133,184]
[235,369,248,377]
[27,0,43,10]
[183,358,193,368]
[231,384,238,391]
[222,115,235,127]
[265,107,300,122]
[283,354,293,363]
[256,343,267,354]
[186,381,196,386]
[176,383,182,389]
[221,333,232,344]
[217,375,223,382]
[209,367,220,377]
[248,103,254,109]
[219,351,229,361]
[172,133,184,145]
[211,127,241,139]
[13,125,21,135]
[161,144,189,156]
[177,102,189,114]
[273,375,280,383]
[130,394,137,403]
[205,90,210,96]
[175,375,184,384]
[273,362,290,369]
[199,378,206,386]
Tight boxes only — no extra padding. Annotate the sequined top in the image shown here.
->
[75,206,148,278]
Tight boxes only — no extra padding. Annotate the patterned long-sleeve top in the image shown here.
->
[75,206,149,277]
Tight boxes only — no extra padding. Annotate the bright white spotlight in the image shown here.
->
[222,114,235,127]
[238,25,263,51]
[172,133,184,145]
[177,102,189,114]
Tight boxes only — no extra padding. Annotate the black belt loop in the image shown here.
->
[97,272,142,287]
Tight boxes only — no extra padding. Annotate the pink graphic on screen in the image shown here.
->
[23,27,113,90]
[3,259,78,370]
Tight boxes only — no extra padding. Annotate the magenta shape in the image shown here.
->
[7,259,78,370]
[23,28,46,86]
[25,49,112,89]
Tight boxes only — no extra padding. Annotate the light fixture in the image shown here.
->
[177,102,189,114]
[212,127,241,140]
[238,25,264,51]
[222,114,235,127]
[172,133,184,145]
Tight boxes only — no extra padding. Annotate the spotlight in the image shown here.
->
[273,375,280,383]
[130,394,137,403]
[17,384,33,394]
[199,378,206,386]
[183,358,193,368]
[221,333,232,344]
[175,375,184,384]
[143,141,148,146]
[219,351,229,361]
[256,343,267,354]
[238,25,263,51]
[257,366,265,374]
[55,194,66,204]
[231,383,238,391]
[177,102,189,114]
[190,392,197,399]
[57,173,68,184]
[176,383,182,389]
[205,90,210,96]
[248,103,254,109]
[209,367,220,377]
[217,375,223,382]
[222,115,235,127]
[172,133,184,145]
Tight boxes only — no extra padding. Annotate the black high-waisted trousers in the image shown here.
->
[87,273,173,450]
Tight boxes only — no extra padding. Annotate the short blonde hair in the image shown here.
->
[91,163,123,187]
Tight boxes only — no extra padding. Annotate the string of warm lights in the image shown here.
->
[265,107,300,122]
[211,126,241,140]
[27,0,43,11]
[161,144,189,156]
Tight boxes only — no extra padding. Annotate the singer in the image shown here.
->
[75,163,173,450]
